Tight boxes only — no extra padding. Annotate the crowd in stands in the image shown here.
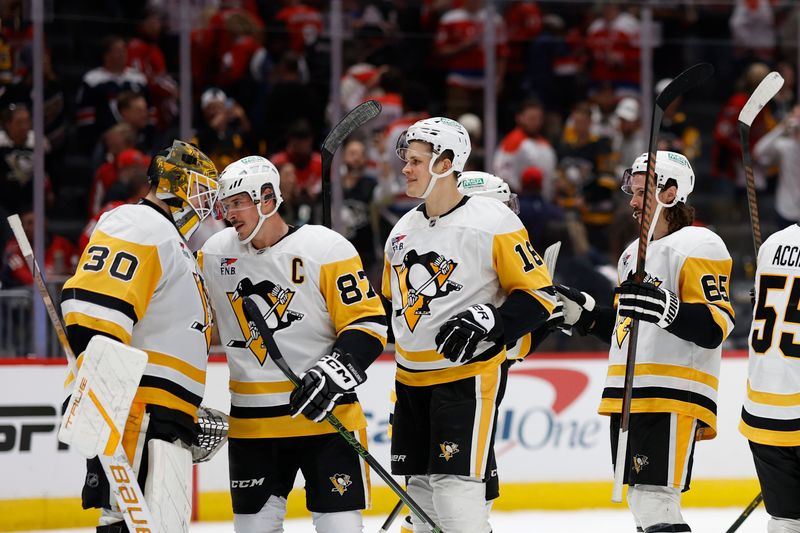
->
[1,0,799,353]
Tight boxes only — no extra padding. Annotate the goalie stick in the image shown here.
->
[7,214,159,532]
[738,71,784,256]
[612,63,714,503]
[723,71,785,533]
[242,296,443,533]
[322,99,382,228]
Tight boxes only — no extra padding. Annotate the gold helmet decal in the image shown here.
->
[150,140,219,239]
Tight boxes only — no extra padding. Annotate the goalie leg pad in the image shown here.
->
[144,439,192,533]
[769,518,800,533]
[407,475,439,532]
[628,484,688,532]
[233,494,287,533]
[430,474,491,533]
[311,510,363,533]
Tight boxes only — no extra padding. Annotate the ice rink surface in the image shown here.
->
[13,507,770,532]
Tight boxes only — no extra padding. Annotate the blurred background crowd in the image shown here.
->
[1,0,798,356]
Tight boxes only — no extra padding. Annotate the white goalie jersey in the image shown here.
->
[382,195,557,387]
[200,225,387,439]
[61,203,213,419]
[740,223,800,446]
[599,225,735,439]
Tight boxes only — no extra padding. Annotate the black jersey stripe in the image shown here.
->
[741,407,800,432]
[140,376,203,407]
[231,394,358,419]
[602,385,718,415]
[62,287,138,324]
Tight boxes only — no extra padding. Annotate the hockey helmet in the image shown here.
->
[396,116,472,198]
[621,151,694,206]
[148,140,219,240]
[457,171,519,214]
[217,156,283,245]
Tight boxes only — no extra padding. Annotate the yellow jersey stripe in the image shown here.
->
[230,380,295,395]
[599,397,717,439]
[607,363,719,390]
[229,403,366,438]
[134,388,198,419]
[396,352,505,387]
[739,420,800,446]
[673,414,694,487]
[474,366,500,478]
[146,351,206,385]
[747,381,800,407]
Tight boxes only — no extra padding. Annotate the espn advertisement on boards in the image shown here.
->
[0,352,756,502]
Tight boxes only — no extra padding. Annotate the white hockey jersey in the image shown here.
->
[740,223,800,446]
[382,195,557,387]
[599,226,734,439]
[61,202,212,418]
[200,225,386,439]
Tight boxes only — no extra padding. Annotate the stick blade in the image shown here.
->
[322,100,382,157]
[542,241,561,276]
[655,63,714,109]
[738,71,785,127]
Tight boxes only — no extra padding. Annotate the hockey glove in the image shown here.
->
[555,285,597,336]
[435,303,502,364]
[616,279,680,329]
[289,350,366,423]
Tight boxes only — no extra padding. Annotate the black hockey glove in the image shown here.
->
[555,285,597,336]
[435,303,503,363]
[616,279,680,329]
[289,350,366,423]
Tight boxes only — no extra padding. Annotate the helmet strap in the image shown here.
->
[416,159,454,199]
[239,198,281,245]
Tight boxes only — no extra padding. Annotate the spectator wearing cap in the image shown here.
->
[191,88,254,171]
[656,77,701,163]
[494,98,557,198]
[611,96,645,177]
[270,119,322,204]
[88,147,149,218]
[516,165,567,256]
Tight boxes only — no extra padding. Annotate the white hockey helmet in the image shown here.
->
[457,171,519,214]
[217,156,283,244]
[621,150,694,207]
[396,116,472,198]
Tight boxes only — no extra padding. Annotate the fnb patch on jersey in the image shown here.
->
[391,234,406,251]
[220,257,238,275]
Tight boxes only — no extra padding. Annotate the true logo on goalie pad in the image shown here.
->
[438,441,460,461]
[330,473,352,495]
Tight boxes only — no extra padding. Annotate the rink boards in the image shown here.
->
[0,352,761,530]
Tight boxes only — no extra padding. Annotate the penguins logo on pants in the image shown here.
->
[226,277,304,365]
[392,250,462,332]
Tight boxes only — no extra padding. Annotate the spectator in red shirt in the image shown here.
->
[88,124,137,217]
[274,0,323,54]
[1,205,77,288]
[127,6,178,130]
[435,0,509,117]
[79,154,150,255]
[270,119,322,204]
[585,4,640,95]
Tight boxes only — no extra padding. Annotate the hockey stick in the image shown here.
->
[242,296,443,533]
[227,289,288,348]
[612,63,714,503]
[722,71,785,533]
[738,71,784,256]
[322,100,382,228]
[7,215,159,532]
[396,260,453,316]
[379,499,406,533]
[724,492,764,533]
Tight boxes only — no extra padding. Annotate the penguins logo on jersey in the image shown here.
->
[615,274,662,348]
[227,277,304,365]
[392,250,462,332]
[438,441,460,461]
[329,473,352,495]
[632,454,649,474]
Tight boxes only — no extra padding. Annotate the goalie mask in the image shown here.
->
[217,156,283,245]
[148,140,219,240]
[396,116,471,199]
[457,171,519,214]
[621,151,694,207]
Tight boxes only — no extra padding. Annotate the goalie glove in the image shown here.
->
[289,350,367,423]
[616,279,680,329]
[555,285,597,336]
[435,303,502,364]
